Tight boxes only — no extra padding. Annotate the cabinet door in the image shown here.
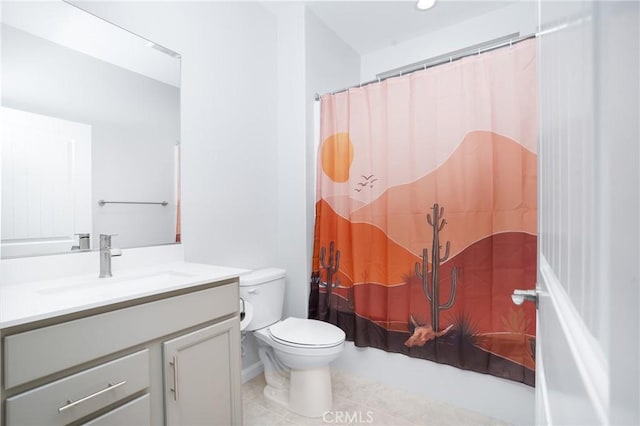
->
[163,317,241,426]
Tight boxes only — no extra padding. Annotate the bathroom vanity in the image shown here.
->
[0,260,245,425]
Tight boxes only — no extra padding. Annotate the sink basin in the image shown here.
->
[38,270,197,295]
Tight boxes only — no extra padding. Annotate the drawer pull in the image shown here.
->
[170,356,179,401]
[58,380,127,412]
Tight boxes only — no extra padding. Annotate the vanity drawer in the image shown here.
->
[4,282,237,389]
[5,349,149,426]
[82,394,151,426]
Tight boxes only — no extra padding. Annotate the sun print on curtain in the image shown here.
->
[309,39,537,386]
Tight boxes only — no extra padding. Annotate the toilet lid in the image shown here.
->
[268,317,345,347]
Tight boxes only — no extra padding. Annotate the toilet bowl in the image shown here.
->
[255,317,345,369]
[240,268,346,417]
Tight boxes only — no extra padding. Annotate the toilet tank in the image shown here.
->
[239,268,286,331]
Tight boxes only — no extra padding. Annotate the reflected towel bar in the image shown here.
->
[98,200,168,206]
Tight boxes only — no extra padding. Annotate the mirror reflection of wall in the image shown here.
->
[1,1,181,258]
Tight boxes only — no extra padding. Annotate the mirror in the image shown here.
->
[1,1,181,258]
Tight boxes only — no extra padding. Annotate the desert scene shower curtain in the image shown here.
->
[309,39,537,386]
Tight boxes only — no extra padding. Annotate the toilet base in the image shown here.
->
[288,366,333,417]
[258,347,333,418]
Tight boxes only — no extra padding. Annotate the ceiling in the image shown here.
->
[3,1,517,86]
[307,1,517,55]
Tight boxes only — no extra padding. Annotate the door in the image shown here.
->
[535,1,639,425]
[163,318,242,426]
[1,107,92,257]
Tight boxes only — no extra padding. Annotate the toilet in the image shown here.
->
[240,268,345,418]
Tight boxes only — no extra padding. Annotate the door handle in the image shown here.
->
[58,380,127,412]
[511,289,538,308]
[170,356,179,401]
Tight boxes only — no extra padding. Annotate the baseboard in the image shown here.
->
[242,360,264,384]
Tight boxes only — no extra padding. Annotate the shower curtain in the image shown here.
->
[309,39,537,386]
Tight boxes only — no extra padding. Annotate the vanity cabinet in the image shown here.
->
[0,279,242,426]
[163,318,240,425]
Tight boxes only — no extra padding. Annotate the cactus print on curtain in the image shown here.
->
[309,39,537,386]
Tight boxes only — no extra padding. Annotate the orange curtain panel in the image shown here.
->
[309,39,538,386]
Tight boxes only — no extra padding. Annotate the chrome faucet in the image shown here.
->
[99,234,121,278]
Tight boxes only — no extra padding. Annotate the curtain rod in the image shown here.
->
[314,31,537,101]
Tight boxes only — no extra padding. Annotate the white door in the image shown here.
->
[535,1,639,424]
[1,107,92,256]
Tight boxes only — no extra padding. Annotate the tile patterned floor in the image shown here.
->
[242,370,507,426]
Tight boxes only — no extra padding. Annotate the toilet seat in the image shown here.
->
[268,317,345,348]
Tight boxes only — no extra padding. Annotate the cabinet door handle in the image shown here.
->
[170,356,179,401]
[58,380,127,412]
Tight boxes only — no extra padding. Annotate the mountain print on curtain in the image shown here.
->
[309,39,537,386]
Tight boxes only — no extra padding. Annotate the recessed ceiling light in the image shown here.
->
[416,0,436,11]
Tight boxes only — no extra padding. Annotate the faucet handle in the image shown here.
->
[74,233,91,251]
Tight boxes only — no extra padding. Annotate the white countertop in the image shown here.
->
[0,261,249,329]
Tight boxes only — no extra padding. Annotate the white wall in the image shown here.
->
[235,3,361,380]
[360,1,537,81]
[2,23,179,250]
[76,2,279,270]
[230,1,309,377]
[269,2,308,321]
[251,3,361,322]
